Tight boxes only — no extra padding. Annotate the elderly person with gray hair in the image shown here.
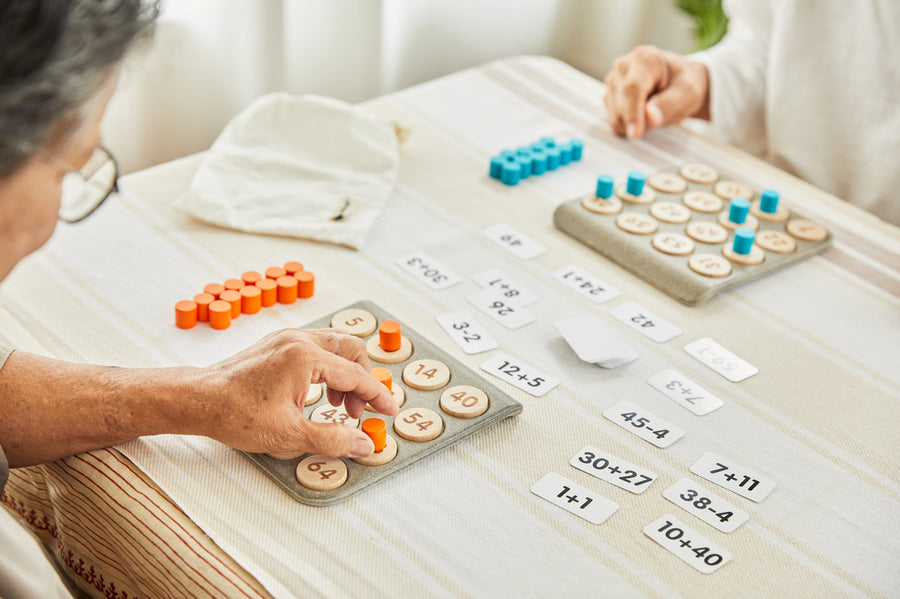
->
[0,1,397,595]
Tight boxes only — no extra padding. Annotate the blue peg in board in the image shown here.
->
[626,171,646,195]
[759,189,780,214]
[732,228,756,255]
[595,175,615,199]
[569,139,584,161]
[499,153,522,185]
[728,197,751,224]
[540,137,557,149]
[560,142,576,166]
[530,148,548,175]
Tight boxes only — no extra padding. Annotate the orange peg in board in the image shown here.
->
[203,283,225,299]
[220,289,241,318]
[371,367,392,392]
[208,300,231,330]
[276,275,298,304]
[240,285,262,314]
[224,278,245,292]
[265,266,287,280]
[361,418,387,453]
[379,320,402,352]
[241,271,262,286]
[296,271,315,298]
[283,261,304,276]
[193,293,214,322]
[175,300,198,329]
[257,278,277,307]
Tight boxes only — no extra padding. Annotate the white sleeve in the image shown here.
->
[687,0,777,156]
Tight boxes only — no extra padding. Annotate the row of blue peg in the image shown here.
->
[593,171,786,257]
[490,137,584,186]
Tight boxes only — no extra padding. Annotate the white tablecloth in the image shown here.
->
[3,56,899,599]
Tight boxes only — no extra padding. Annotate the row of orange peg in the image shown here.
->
[175,261,314,329]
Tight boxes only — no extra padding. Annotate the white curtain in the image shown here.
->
[102,0,694,173]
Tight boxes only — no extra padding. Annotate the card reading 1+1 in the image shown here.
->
[483,223,546,260]
[684,337,758,382]
[395,252,461,290]
[552,265,620,304]
[480,352,558,397]
[531,472,618,525]
[609,301,681,343]
[603,400,684,448]
[435,311,498,354]
[646,369,724,416]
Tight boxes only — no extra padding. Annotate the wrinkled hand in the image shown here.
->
[603,45,710,139]
[197,328,397,458]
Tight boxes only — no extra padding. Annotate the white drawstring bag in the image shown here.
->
[174,93,400,249]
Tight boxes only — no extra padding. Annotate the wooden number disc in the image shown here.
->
[330,308,377,337]
[393,407,444,442]
[402,359,451,391]
[296,455,348,491]
[440,385,490,418]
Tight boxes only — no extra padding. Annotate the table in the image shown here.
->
[2,56,899,599]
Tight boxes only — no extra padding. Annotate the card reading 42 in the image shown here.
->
[569,446,657,494]
[603,400,685,448]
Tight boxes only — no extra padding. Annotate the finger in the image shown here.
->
[614,47,666,139]
[298,419,375,458]
[646,77,702,127]
[308,329,372,371]
[316,351,397,416]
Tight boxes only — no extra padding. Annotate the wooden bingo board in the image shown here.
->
[553,163,833,305]
[241,300,523,506]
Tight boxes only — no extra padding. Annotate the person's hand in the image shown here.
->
[603,45,710,139]
[195,328,397,459]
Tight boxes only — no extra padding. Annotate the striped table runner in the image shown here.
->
[2,56,898,598]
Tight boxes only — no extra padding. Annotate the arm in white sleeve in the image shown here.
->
[688,0,777,155]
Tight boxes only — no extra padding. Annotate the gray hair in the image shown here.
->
[0,0,159,177]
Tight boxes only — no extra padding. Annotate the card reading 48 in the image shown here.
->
[569,446,657,494]
[603,400,685,448]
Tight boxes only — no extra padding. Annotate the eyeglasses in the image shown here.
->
[57,146,119,223]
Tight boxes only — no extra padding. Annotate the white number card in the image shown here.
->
[552,265,620,304]
[602,400,684,448]
[643,514,733,574]
[467,289,536,330]
[662,478,750,533]
[472,268,538,306]
[690,452,776,503]
[609,301,681,343]
[684,337,757,382]
[480,352,558,397]
[531,473,618,525]
[569,446,657,494]
[483,223,546,260]
[646,369,723,416]
[435,311,498,354]
[395,252,461,290]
